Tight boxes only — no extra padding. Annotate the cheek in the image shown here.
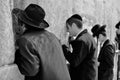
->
[98,37,100,41]
[98,36,101,41]
[68,28,71,33]
[68,31,72,35]
[70,30,74,34]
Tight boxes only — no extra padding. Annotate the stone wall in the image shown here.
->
[0,0,119,80]
[13,0,120,42]
[72,0,120,42]
[0,0,24,80]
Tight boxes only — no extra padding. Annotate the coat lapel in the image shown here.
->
[75,29,88,40]
[101,39,109,50]
[99,39,109,59]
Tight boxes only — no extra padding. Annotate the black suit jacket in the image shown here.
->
[62,29,97,80]
[98,39,115,80]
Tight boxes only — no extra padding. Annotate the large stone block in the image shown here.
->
[0,64,24,80]
[0,0,15,66]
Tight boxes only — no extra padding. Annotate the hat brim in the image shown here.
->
[115,23,120,29]
[93,25,106,37]
[18,10,49,29]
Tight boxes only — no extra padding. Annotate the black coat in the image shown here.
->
[115,33,120,50]
[15,29,71,80]
[62,29,97,80]
[98,39,115,80]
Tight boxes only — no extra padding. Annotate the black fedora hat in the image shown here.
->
[91,24,106,37]
[115,21,120,29]
[18,4,49,29]
[91,24,100,37]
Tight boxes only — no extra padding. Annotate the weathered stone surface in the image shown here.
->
[13,0,73,43]
[72,0,120,42]
[11,0,120,80]
[0,64,24,80]
[13,0,120,42]
[0,0,15,66]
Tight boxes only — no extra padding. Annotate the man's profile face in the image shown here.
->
[98,34,104,42]
[66,23,75,37]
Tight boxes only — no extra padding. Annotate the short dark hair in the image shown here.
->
[71,14,82,21]
[66,17,82,29]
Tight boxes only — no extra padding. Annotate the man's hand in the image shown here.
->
[60,32,69,46]
[97,62,100,66]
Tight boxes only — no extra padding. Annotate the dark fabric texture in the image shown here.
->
[62,29,97,80]
[115,33,120,50]
[98,39,115,80]
[15,29,71,80]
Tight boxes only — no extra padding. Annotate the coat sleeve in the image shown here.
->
[15,38,40,76]
[62,40,88,67]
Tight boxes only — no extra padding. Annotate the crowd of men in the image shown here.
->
[12,3,117,80]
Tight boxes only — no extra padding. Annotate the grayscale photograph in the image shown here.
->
[0,0,120,80]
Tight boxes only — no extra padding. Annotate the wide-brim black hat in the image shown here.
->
[18,4,49,29]
[91,24,106,37]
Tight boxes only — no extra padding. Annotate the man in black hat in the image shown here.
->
[15,4,71,80]
[91,25,115,80]
[62,14,97,80]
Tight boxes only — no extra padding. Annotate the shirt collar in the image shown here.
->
[75,30,82,39]
[100,39,108,47]
[100,40,105,47]
[75,29,87,39]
